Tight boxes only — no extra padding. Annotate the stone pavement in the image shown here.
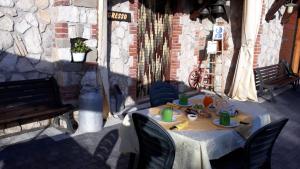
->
[0,88,299,169]
[0,125,132,169]
[260,88,300,169]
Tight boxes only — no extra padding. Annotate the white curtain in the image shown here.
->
[229,0,262,101]
[97,0,111,115]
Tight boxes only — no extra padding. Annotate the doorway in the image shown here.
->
[136,0,174,98]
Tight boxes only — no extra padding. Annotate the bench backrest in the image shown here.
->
[0,77,62,112]
[254,63,287,88]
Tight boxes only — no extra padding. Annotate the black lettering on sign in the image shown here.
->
[108,11,131,22]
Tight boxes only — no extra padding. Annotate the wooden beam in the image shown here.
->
[265,0,287,22]
[292,16,300,74]
[97,0,110,118]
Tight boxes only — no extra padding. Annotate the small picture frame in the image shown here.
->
[212,26,225,40]
[207,41,218,54]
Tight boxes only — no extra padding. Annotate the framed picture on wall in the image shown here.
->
[207,41,218,54]
[212,26,225,40]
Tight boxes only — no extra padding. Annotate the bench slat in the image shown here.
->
[0,105,73,124]
[254,63,299,99]
[0,85,53,97]
[0,94,57,107]
[0,77,74,128]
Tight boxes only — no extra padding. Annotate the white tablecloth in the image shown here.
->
[119,95,271,169]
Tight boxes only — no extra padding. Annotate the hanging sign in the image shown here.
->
[212,26,225,40]
[207,41,218,54]
[108,11,131,22]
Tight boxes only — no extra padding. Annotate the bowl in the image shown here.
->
[187,114,198,121]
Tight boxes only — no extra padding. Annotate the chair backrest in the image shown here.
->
[132,113,176,169]
[149,81,178,107]
[244,118,288,169]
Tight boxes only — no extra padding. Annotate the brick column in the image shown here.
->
[54,0,70,6]
[253,1,266,68]
[55,23,68,39]
[91,24,98,39]
[128,0,139,100]
[169,13,182,81]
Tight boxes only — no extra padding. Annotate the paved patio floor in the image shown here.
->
[0,88,299,169]
[260,88,300,169]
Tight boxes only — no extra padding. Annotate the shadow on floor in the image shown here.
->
[0,128,132,169]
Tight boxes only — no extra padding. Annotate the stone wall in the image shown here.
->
[0,0,54,82]
[51,0,99,101]
[108,0,244,101]
[177,0,241,94]
[108,1,132,105]
[0,0,98,135]
[258,0,284,67]
[0,0,99,98]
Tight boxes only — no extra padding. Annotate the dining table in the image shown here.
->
[119,94,271,169]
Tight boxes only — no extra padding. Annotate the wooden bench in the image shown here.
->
[254,62,300,100]
[0,77,77,133]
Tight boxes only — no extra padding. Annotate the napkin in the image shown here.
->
[170,121,189,131]
[165,102,183,110]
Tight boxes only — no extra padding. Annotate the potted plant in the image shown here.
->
[71,39,90,62]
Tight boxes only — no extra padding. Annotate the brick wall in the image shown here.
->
[54,0,70,6]
[55,23,68,39]
[52,0,98,103]
[253,1,266,68]
[91,24,98,39]
[128,0,139,100]
[169,13,182,82]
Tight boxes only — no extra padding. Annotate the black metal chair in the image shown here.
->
[149,81,179,107]
[211,118,288,169]
[132,113,176,169]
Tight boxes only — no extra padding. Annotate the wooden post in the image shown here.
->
[292,16,300,75]
[97,0,110,118]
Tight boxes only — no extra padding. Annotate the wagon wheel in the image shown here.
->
[188,69,203,90]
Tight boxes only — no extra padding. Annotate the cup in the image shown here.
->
[220,111,230,126]
[187,114,198,121]
[179,94,188,105]
[161,108,173,122]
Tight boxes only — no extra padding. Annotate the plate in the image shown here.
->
[173,100,193,107]
[149,114,177,123]
[173,109,182,115]
[212,119,239,128]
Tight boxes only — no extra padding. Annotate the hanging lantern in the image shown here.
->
[285,0,297,14]
[191,0,229,22]
[209,0,228,22]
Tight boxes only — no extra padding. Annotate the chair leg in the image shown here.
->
[269,88,275,102]
[63,112,78,133]
[292,83,296,90]
[52,117,60,127]
[53,112,78,133]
